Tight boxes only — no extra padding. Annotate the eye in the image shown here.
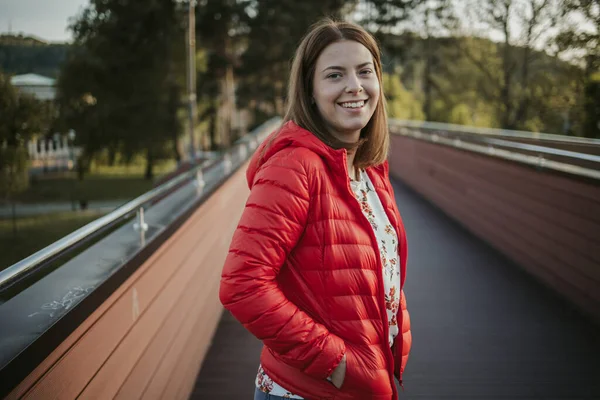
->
[327,72,342,79]
[360,69,373,76]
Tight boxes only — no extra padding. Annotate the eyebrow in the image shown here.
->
[322,62,374,73]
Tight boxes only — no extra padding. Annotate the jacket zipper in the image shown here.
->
[340,154,397,399]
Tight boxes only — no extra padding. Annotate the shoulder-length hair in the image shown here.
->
[283,18,389,168]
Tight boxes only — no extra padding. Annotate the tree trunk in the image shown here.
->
[423,35,434,121]
[11,200,17,237]
[108,144,117,166]
[172,136,181,165]
[77,154,88,181]
[218,68,233,149]
[209,108,218,151]
[168,82,182,164]
[145,147,154,180]
[500,1,514,129]
[501,41,514,129]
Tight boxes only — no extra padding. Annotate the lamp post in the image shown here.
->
[186,0,197,164]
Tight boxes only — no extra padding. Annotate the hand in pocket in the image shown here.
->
[329,354,347,389]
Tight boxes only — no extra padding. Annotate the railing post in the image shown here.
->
[195,169,205,194]
[537,154,546,168]
[133,207,149,245]
[239,144,248,161]
[223,153,232,174]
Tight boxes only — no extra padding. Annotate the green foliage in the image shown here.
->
[17,173,154,203]
[555,0,600,138]
[8,0,593,181]
[556,0,599,70]
[0,35,68,78]
[0,147,29,201]
[382,31,584,134]
[583,79,600,138]
[383,73,424,120]
[0,70,52,143]
[0,211,101,270]
[195,0,251,149]
[57,0,186,179]
[236,0,357,113]
[0,70,51,201]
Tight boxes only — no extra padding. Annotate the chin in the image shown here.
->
[339,122,369,133]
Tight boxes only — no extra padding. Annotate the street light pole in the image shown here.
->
[186,0,197,163]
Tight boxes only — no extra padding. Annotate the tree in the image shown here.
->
[195,0,251,150]
[236,0,354,118]
[458,0,561,130]
[374,0,455,120]
[0,70,50,234]
[383,73,424,120]
[0,71,49,146]
[0,34,69,78]
[358,0,423,33]
[556,0,600,137]
[57,0,186,179]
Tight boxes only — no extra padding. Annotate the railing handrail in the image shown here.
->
[0,159,213,290]
[389,119,600,146]
[391,124,600,181]
[0,116,283,291]
[390,122,600,164]
[480,138,600,163]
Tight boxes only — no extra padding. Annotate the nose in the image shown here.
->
[345,72,363,94]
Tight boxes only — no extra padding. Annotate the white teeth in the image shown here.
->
[340,100,365,108]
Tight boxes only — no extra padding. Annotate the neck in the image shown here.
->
[346,149,357,180]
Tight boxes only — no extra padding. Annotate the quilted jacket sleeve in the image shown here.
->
[219,150,346,380]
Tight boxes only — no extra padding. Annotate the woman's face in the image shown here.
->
[312,40,380,143]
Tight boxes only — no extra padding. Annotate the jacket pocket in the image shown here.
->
[339,346,394,396]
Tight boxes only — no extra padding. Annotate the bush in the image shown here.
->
[0,146,29,201]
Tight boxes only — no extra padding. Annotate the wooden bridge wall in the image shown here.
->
[7,163,249,400]
[389,134,600,323]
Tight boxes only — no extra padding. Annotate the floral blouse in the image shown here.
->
[255,169,401,398]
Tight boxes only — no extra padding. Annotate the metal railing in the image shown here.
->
[0,117,281,292]
[390,119,600,146]
[4,117,594,290]
[389,120,600,181]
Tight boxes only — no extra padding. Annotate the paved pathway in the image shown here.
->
[192,179,600,400]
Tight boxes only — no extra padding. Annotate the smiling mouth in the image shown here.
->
[338,99,368,109]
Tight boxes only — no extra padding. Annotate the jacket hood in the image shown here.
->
[246,120,341,188]
[246,120,388,189]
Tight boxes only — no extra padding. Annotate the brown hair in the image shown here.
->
[283,18,389,168]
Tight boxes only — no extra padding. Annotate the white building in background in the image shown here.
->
[10,73,56,101]
[27,134,82,175]
[8,73,81,174]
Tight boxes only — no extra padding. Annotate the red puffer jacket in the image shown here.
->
[220,121,411,400]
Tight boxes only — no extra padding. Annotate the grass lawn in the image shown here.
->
[0,211,104,271]
[17,174,155,204]
[15,161,177,204]
[0,162,178,272]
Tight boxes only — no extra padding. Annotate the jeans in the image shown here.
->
[253,388,289,400]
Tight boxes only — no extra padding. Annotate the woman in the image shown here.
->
[219,18,411,400]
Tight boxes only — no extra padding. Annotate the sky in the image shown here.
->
[0,0,506,44]
[0,0,594,52]
[0,0,89,42]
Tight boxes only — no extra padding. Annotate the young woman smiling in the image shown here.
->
[219,18,412,400]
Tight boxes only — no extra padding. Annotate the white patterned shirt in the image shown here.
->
[255,169,401,398]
